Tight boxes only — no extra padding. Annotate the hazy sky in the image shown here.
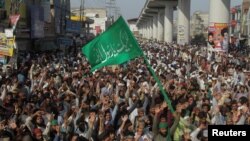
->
[71,0,243,19]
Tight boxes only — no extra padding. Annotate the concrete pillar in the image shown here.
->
[147,21,150,39]
[140,25,143,38]
[209,0,230,52]
[142,24,145,38]
[177,0,191,45]
[157,10,164,42]
[138,26,142,37]
[153,16,158,40]
[149,18,153,39]
[164,3,174,43]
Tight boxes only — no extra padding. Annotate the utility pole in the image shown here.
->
[80,0,85,34]
[106,0,117,23]
[80,0,82,24]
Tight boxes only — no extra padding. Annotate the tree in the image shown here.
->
[191,33,206,45]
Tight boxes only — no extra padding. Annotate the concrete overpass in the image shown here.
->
[136,0,231,45]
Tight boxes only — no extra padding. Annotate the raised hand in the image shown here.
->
[122,115,128,122]
[155,106,161,115]
[161,102,168,110]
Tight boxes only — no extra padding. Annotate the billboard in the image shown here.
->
[0,46,14,57]
[0,32,14,57]
[30,5,44,38]
[208,23,229,52]
[66,20,81,33]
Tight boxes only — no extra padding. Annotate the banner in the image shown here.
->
[208,23,229,52]
[0,33,6,45]
[0,46,14,57]
[6,37,15,48]
[82,16,143,72]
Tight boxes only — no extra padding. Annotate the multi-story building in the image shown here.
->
[1,0,66,51]
[71,8,107,36]
[190,11,209,39]
[85,8,107,35]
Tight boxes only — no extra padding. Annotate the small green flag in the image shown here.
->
[82,16,143,72]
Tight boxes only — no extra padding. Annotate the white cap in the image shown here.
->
[118,83,125,86]
[212,77,217,80]
[203,130,208,137]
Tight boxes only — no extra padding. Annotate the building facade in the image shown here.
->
[85,8,107,36]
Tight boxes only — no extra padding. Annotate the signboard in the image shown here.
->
[0,46,14,57]
[30,5,44,38]
[57,37,73,46]
[66,20,81,33]
[178,25,185,45]
[41,0,51,23]
[208,23,229,52]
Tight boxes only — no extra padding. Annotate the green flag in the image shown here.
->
[82,16,143,72]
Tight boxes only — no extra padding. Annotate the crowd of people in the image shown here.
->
[0,40,250,141]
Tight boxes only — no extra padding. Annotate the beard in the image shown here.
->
[36,122,44,127]
[159,131,167,137]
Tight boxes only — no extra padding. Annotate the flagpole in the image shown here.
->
[142,54,175,113]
